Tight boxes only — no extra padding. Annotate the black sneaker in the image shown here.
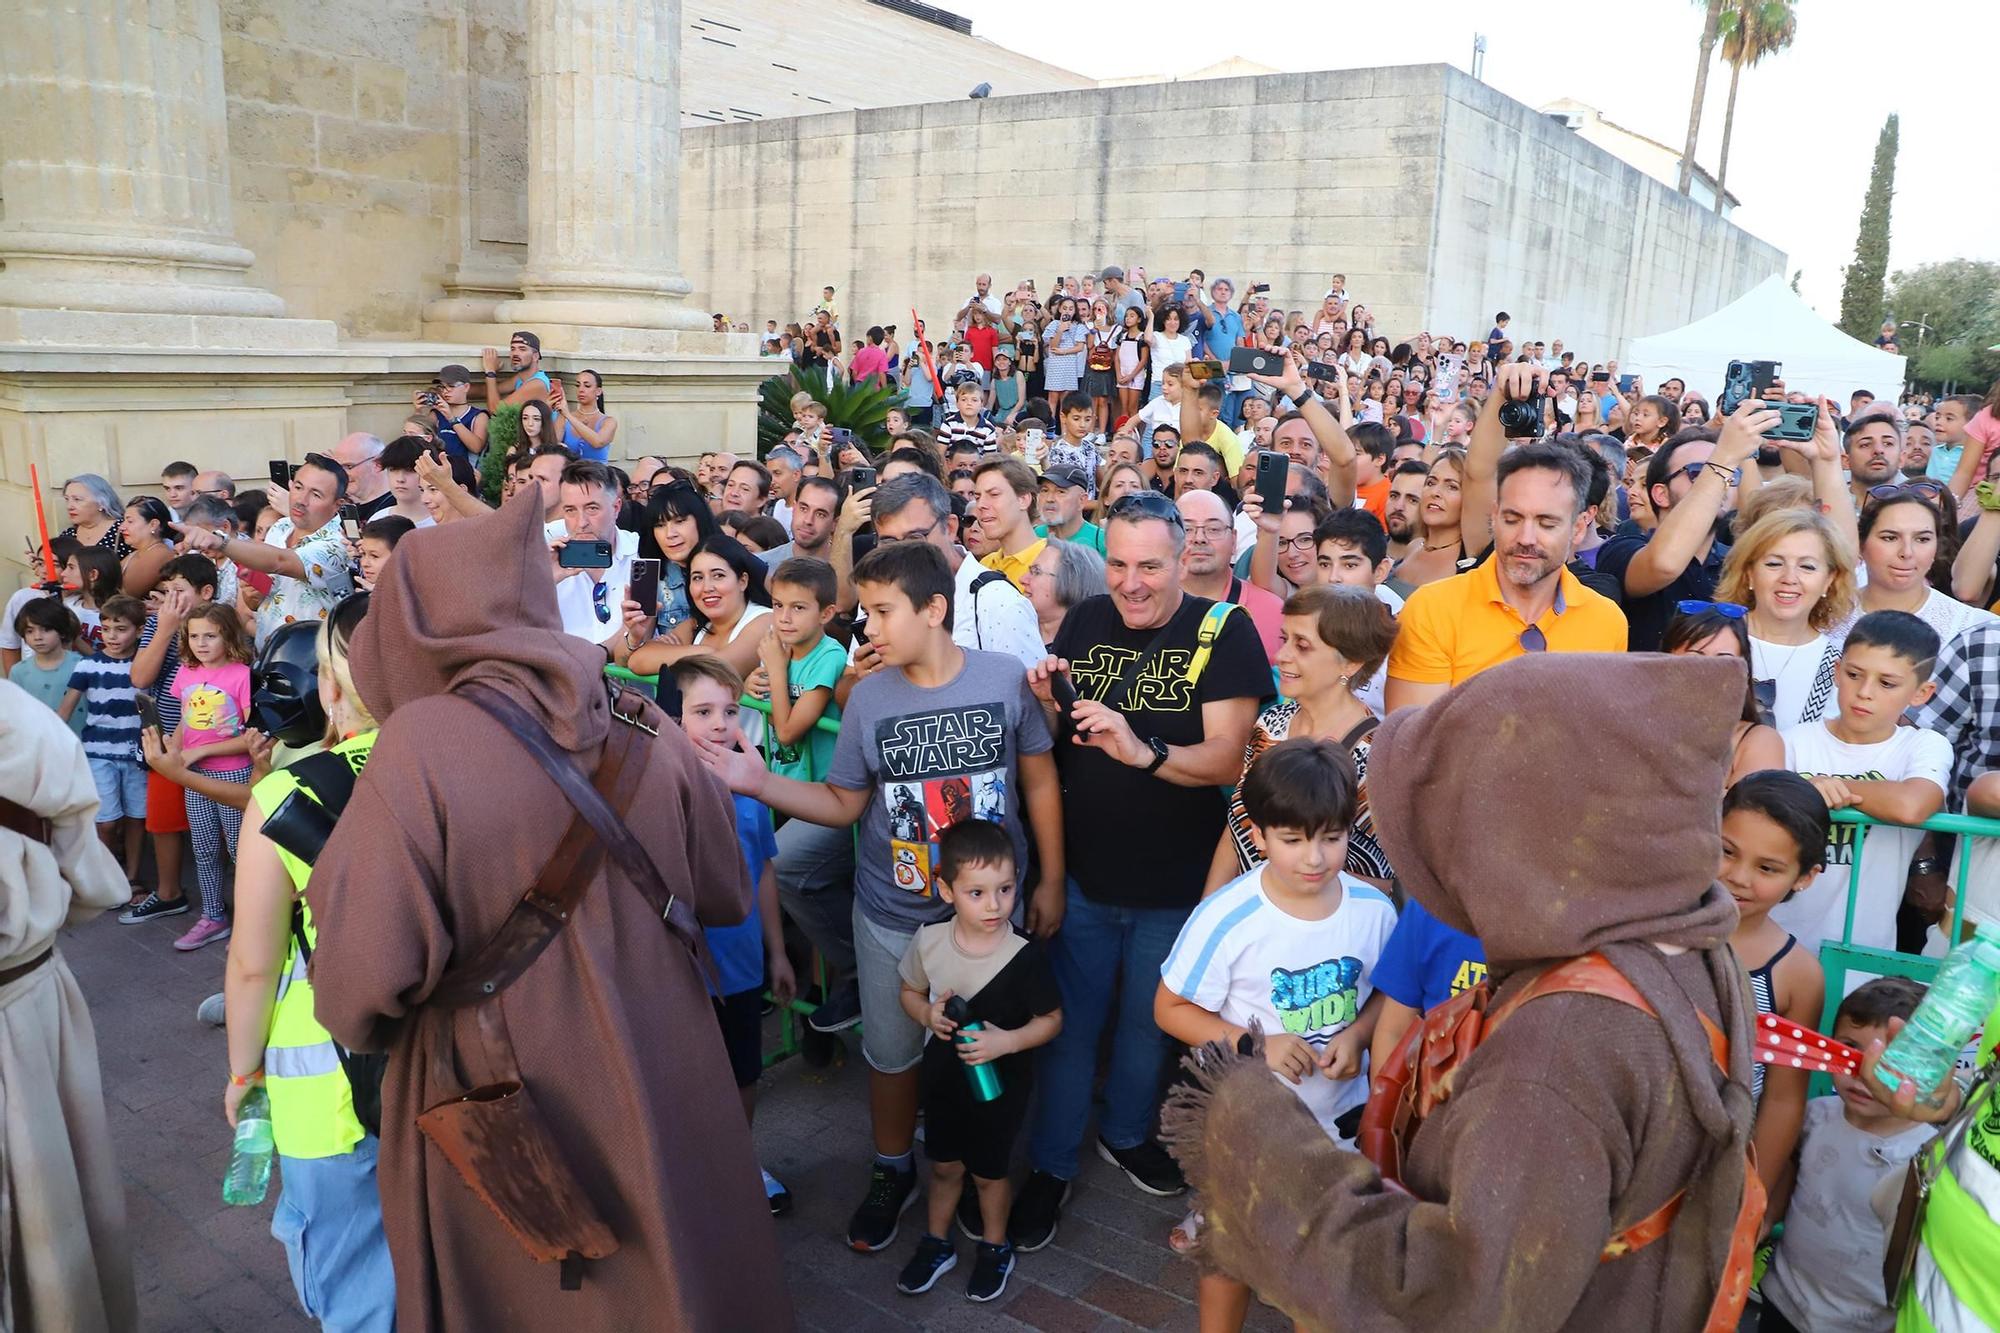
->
[894,1234,956,1295]
[1006,1170,1070,1252]
[965,1241,1016,1303]
[118,893,188,925]
[762,1168,792,1217]
[1097,1137,1186,1197]
[846,1162,917,1252]
[806,982,862,1034]
[955,1176,983,1241]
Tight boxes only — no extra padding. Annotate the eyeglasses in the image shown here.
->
[1675,599,1749,619]
[1184,521,1231,542]
[1865,480,1945,504]
[1276,533,1318,553]
[877,516,942,545]
[1106,493,1185,529]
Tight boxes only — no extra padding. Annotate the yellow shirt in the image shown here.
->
[981,537,1047,593]
[1206,421,1246,479]
[1387,558,1628,687]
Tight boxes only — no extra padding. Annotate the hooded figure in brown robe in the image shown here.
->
[1162,652,1757,1332]
[307,492,792,1331]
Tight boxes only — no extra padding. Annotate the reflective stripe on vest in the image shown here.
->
[1900,1148,2000,1333]
[255,734,376,1160]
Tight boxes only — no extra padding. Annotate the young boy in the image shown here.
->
[356,515,416,592]
[9,596,85,737]
[894,819,1062,1303]
[1156,737,1396,1333]
[59,595,148,881]
[1045,390,1105,493]
[1760,977,1937,1333]
[755,557,845,782]
[1776,610,1951,956]
[885,406,911,438]
[935,381,997,454]
[791,391,827,451]
[691,540,1063,1257]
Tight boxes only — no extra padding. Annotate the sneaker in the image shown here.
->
[1006,1171,1070,1252]
[954,1176,983,1241]
[119,893,188,925]
[806,982,862,1034]
[846,1162,917,1252]
[762,1167,793,1217]
[172,916,232,952]
[894,1234,956,1295]
[196,993,227,1027]
[965,1240,1016,1302]
[1097,1137,1185,1197]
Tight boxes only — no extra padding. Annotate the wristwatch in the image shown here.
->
[1912,856,1944,877]
[1141,736,1169,774]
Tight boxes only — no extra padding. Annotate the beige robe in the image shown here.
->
[0,680,136,1333]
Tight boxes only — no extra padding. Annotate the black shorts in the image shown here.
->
[920,1041,1027,1181]
[713,989,763,1089]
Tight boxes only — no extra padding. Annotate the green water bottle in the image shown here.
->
[222,1085,275,1206]
[944,996,1002,1102]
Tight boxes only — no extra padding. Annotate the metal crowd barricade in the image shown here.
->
[605,663,846,1067]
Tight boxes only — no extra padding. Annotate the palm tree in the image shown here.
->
[1712,0,1799,213]
[1677,0,1726,196]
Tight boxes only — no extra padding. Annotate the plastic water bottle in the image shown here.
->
[1879,921,2000,1096]
[943,996,1003,1102]
[223,1085,275,1206]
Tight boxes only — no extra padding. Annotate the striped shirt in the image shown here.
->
[67,652,142,762]
[138,614,185,734]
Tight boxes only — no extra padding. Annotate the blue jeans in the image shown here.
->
[272,1138,396,1332]
[1028,881,1192,1179]
[1220,389,1248,429]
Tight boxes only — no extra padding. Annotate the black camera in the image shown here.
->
[1497,396,1544,439]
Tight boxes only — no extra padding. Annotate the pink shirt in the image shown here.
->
[171,661,253,773]
[1230,577,1284,663]
[849,343,890,386]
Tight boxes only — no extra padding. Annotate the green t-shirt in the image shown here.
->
[767,634,845,781]
[1034,520,1107,556]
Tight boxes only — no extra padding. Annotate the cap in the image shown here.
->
[1100,265,1125,282]
[509,330,541,353]
[438,364,472,386]
[1041,465,1090,491]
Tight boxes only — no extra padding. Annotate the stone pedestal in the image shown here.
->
[493,0,707,332]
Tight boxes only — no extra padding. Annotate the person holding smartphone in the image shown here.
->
[414,365,489,465]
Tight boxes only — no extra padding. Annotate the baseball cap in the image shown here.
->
[509,330,541,353]
[1041,465,1090,491]
[438,364,472,386]
[1100,266,1125,282]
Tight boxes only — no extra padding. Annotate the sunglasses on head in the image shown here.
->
[1676,599,1749,619]
[1865,479,1945,504]
[1106,492,1185,528]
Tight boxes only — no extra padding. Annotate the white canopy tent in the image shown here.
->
[1623,276,1907,406]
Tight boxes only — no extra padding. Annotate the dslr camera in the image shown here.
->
[1497,395,1544,439]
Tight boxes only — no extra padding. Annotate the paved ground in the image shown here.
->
[62,905,1290,1332]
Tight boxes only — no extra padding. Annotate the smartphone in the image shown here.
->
[268,459,294,488]
[1049,670,1080,719]
[838,465,877,497]
[556,538,614,569]
[339,502,363,542]
[629,558,660,619]
[1254,451,1289,515]
[135,691,162,736]
[1590,371,1610,384]
[1228,346,1283,377]
[1304,360,1341,384]
[1766,400,1818,443]
[826,426,856,449]
[1617,374,1636,394]
[1023,428,1046,461]
[1183,359,1225,382]
[1250,283,1271,295]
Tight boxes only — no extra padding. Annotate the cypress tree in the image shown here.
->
[1839,114,1898,341]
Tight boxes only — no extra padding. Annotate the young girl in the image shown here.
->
[1719,769,1828,1197]
[63,546,116,650]
[170,603,257,951]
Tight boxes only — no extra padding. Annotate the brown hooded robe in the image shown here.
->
[1163,653,1757,1333]
[306,493,792,1331]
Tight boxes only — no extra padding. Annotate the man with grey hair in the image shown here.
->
[329,431,394,520]
[764,443,803,533]
[177,495,243,605]
[1010,489,1270,1245]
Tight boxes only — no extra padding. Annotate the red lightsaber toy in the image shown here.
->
[28,463,59,589]
[911,310,942,400]
[1754,1013,1864,1078]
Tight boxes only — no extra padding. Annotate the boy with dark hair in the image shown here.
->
[9,596,85,737]
[1777,609,1950,955]
[60,595,149,882]
[1043,391,1104,496]
[692,538,1064,1257]
[1157,737,1396,1333]
[894,819,1062,1302]
[755,556,845,782]
[357,515,416,591]
[1761,977,1936,1333]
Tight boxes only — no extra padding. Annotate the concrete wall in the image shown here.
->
[682,65,1452,339]
[1428,71,1783,352]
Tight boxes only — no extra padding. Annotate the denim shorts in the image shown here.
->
[852,902,924,1075]
[88,756,147,823]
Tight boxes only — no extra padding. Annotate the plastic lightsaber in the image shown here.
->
[911,310,943,399]
[27,463,59,588]
[1754,1013,1864,1078]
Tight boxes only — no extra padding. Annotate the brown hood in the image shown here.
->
[351,489,611,754]
[1370,652,1745,974]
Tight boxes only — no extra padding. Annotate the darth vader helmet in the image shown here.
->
[251,619,327,745]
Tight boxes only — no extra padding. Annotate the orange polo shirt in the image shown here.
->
[1387,558,1628,687]
[1356,477,1391,523]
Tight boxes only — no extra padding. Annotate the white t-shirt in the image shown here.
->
[1828,587,1997,655]
[546,519,638,645]
[1160,864,1396,1138]
[1774,720,1952,955]
[1751,633,1838,732]
[1148,332,1192,384]
[1133,394,1180,441]
[0,587,97,652]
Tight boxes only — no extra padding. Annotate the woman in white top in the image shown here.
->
[1147,306,1192,399]
[628,533,772,685]
[1336,329,1371,381]
[1829,483,1996,651]
[1716,507,1858,731]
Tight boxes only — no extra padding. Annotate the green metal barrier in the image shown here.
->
[607,661,845,1068]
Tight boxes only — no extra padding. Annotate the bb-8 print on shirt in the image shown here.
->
[182,684,239,735]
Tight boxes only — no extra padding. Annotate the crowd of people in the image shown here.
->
[6,266,2000,1333]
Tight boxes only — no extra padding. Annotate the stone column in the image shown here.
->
[495,0,707,332]
[0,0,285,319]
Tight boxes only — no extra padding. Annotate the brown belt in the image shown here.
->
[0,949,52,988]
[0,796,51,847]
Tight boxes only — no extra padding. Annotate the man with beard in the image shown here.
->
[757,475,838,570]
[1382,461,1426,567]
[1385,441,1626,710]
[1843,405,1905,509]
[1177,489,1282,659]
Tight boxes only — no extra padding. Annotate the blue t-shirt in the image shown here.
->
[1370,899,1488,1014]
[1202,307,1245,362]
[705,793,778,998]
[66,652,141,762]
[10,652,85,737]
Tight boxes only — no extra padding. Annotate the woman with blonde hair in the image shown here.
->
[1715,507,1858,731]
